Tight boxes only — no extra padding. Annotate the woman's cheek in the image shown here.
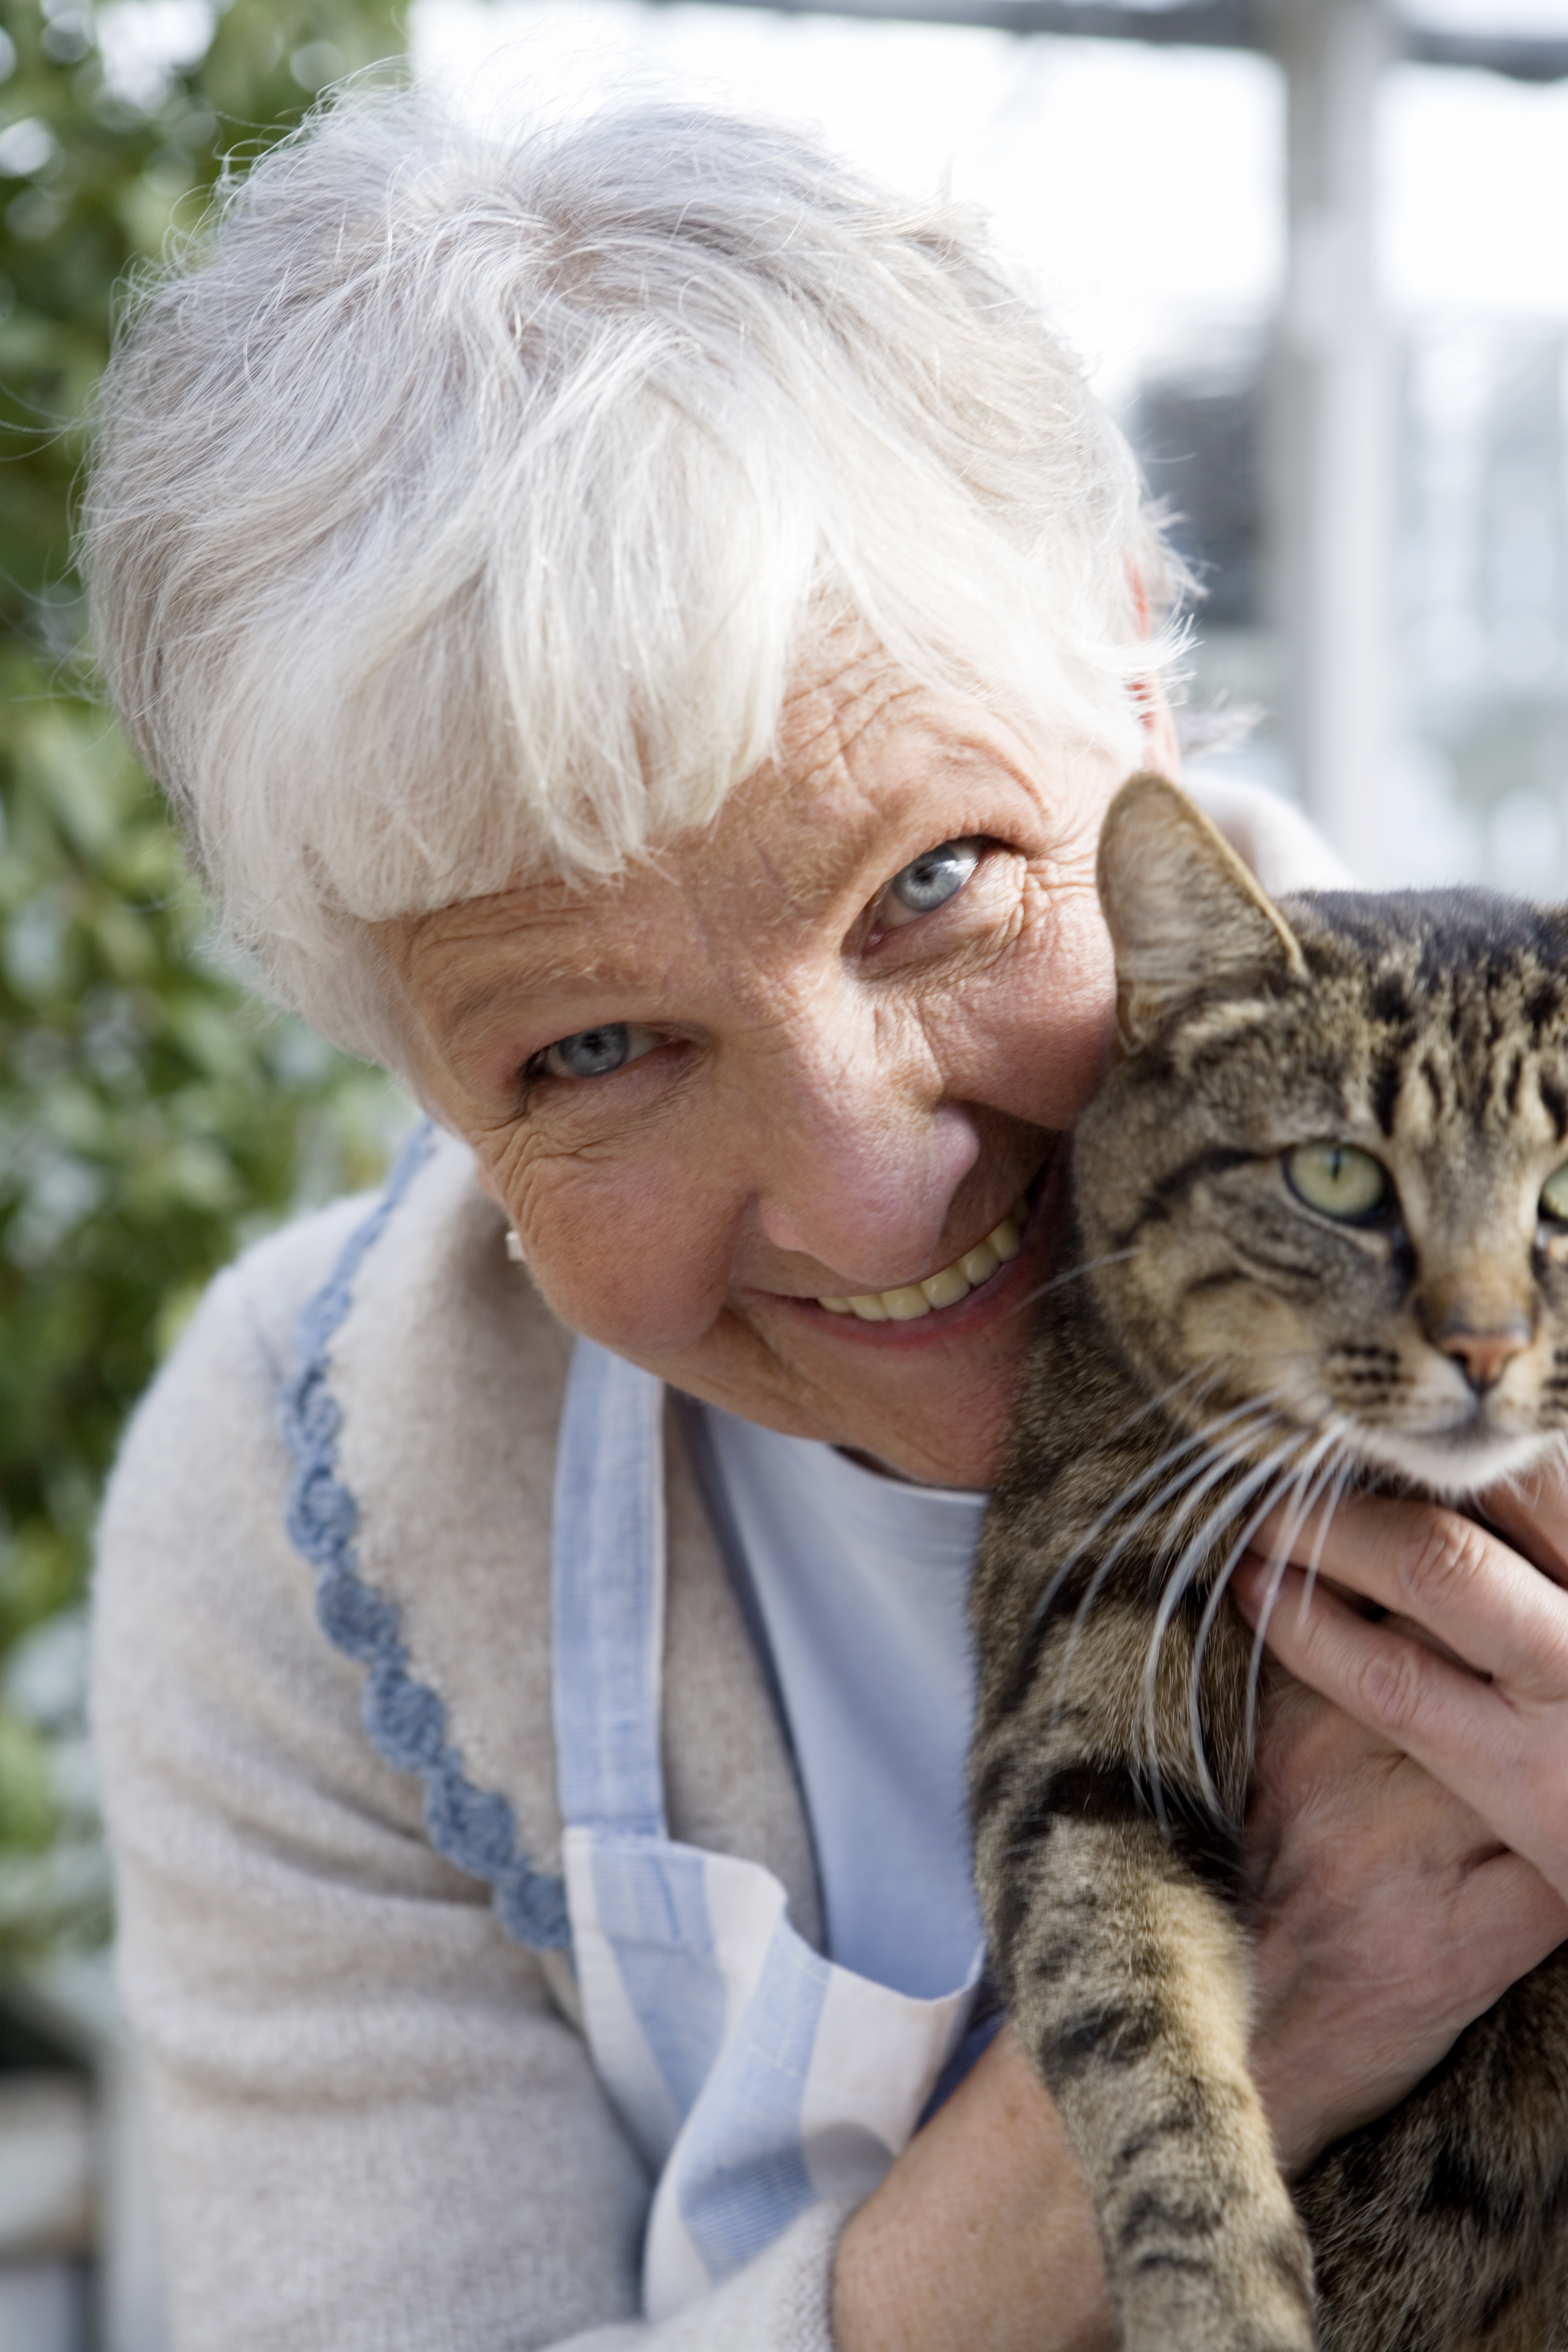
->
[1030,897,1118,1125]
[951,887,1116,1131]
[511,1154,735,1356]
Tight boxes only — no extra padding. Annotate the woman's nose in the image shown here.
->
[746,1023,979,1286]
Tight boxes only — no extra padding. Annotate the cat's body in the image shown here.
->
[972,775,1568,2352]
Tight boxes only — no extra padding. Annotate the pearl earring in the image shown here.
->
[505,1229,527,1266]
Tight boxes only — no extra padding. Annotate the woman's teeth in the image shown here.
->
[817,1202,1026,1323]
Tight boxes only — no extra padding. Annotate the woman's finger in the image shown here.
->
[1230,1557,1564,1874]
[1479,1465,1568,1591]
[1252,1491,1568,1698]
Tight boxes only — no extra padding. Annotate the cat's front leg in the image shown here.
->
[975,1783,1315,2352]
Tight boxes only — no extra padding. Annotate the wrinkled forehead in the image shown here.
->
[378,661,1101,1054]
[423,654,1063,932]
[735,653,1059,908]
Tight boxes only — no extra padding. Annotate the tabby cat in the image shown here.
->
[972,773,1568,2352]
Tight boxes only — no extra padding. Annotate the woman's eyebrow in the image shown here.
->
[431,954,648,1036]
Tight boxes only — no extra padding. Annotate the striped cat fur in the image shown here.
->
[972,774,1568,2352]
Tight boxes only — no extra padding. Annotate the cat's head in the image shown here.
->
[1079,773,1568,1498]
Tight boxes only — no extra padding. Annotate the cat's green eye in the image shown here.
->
[1541,1163,1568,1224]
[1284,1142,1390,1222]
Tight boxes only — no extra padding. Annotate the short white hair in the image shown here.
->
[85,82,1186,1062]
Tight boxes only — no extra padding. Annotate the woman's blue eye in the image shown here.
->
[530,1022,663,1086]
[542,1024,633,1080]
[884,838,981,925]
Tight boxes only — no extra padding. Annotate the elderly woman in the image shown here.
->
[86,86,1568,2352]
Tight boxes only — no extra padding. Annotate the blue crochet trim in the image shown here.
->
[279,1122,571,1952]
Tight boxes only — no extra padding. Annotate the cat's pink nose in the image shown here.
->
[1435,1318,1533,1395]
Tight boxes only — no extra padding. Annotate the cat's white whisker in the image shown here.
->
[1048,1364,1226,1488]
[1006,1246,1139,1323]
[1294,1455,1356,1626]
[1142,1456,1309,1820]
[1141,1434,1311,1700]
[1026,1388,1277,1658]
[1075,1402,1289,1611]
[1193,1420,1347,1784]
[1043,1407,1290,1740]
[1133,1420,1311,1821]
[1235,1428,1353,1763]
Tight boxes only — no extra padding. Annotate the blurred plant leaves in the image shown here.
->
[0,0,411,1964]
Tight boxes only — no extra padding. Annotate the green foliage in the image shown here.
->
[0,0,411,1963]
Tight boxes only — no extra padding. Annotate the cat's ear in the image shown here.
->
[1097,773,1306,1051]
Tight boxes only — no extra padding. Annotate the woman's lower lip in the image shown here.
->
[765,1157,1061,1349]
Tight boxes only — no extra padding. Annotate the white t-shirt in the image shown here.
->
[694,1401,988,2000]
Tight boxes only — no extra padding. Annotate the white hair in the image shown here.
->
[85,81,1186,1063]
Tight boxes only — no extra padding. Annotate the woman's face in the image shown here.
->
[384,649,1174,1486]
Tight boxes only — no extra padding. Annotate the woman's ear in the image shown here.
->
[1134,676,1181,782]
[1125,564,1181,782]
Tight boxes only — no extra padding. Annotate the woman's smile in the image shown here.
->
[814,1192,1027,1322]
[765,1151,1059,1342]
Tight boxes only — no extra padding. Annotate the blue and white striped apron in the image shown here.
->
[553,1339,983,2320]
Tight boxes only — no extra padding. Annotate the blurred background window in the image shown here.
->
[6,1,1568,2343]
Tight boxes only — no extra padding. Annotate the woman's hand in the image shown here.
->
[1241,1665,1568,2173]
[1233,1478,1568,2171]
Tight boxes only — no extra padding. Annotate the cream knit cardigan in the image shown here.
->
[90,781,1347,2352]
